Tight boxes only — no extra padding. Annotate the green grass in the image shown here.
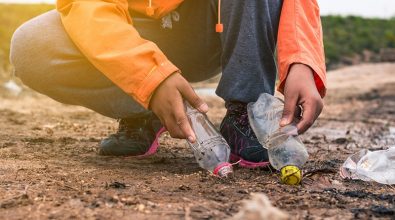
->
[0,3,54,79]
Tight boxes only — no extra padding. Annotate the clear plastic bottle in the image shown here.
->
[248,93,308,185]
[266,125,308,185]
[185,102,233,178]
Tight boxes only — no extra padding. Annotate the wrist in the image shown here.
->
[284,63,317,93]
[289,63,314,79]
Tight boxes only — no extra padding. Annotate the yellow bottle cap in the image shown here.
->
[280,165,302,185]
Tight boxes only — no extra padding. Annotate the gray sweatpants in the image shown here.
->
[10,0,282,119]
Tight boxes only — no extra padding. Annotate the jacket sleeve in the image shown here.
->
[277,0,327,97]
[56,0,179,109]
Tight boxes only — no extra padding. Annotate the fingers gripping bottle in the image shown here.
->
[185,102,233,178]
[248,93,308,185]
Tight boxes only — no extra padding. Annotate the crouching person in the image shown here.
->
[10,0,325,168]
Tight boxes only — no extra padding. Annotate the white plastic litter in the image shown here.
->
[340,147,395,185]
[185,102,233,178]
[3,80,22,96]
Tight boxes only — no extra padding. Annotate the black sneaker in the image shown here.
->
[220,101,270,168]
[99,112,165,157]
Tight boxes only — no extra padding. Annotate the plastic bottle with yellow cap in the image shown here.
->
[247,93,308,185]
[266,125,308,185]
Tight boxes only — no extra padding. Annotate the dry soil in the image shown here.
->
[1,63,395,219]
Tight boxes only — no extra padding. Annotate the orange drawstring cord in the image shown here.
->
[216,0,223,33]
[146,0,154,16]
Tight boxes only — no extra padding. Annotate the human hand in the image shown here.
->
[150,73,208,142]
[280,64,323,134]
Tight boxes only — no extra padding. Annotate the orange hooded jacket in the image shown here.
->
[56,0,326,109]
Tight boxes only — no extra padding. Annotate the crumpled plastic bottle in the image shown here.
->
[340,147,395,185]
[266,124,309,185]
[248,93,308,185]
[185,102,233,178]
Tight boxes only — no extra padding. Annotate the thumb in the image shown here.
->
[280,95,298,127]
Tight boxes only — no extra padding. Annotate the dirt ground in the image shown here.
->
[1,63,395,219]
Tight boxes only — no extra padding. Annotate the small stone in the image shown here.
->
[178,185,191,191]
[237,189,249,194]
[147,201,156,207]
[137,204,145,212]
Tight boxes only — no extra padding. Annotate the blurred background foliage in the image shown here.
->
[0,4,395,80]
[0,4,54,80]
[322,16,395,68]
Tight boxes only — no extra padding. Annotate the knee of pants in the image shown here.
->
[10,10,60,91]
